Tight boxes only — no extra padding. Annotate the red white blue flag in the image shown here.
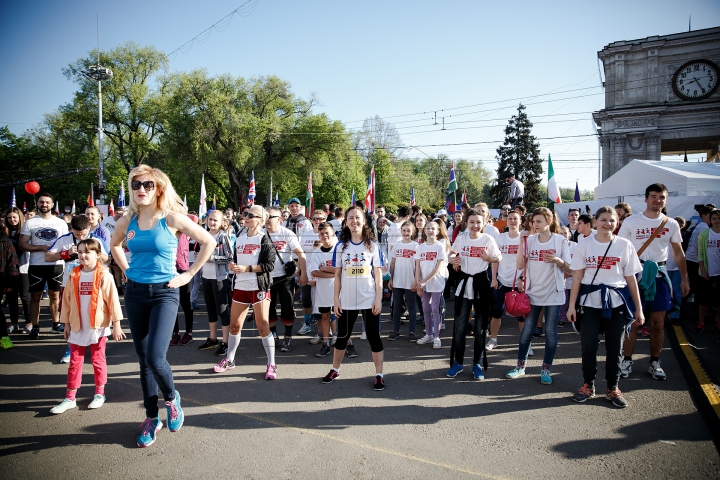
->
[248,171,256,207]
[365,166,375,213]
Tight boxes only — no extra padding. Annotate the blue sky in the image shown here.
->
[1,0,719,194]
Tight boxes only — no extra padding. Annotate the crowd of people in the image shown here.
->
[2,168,719,447]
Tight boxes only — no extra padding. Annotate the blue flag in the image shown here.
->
[10,189,16,208]
[118,181,126,208]
[574,182,581,202]
[274,192,279,207]
[351,188,356,206]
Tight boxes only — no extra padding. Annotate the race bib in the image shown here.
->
[346,266,370,277]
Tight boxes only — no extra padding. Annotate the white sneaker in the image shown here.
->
[620,359,633,378]
[88,394,106,409]
[331,335,337,346]
[50,398,77,415]
[432,337,442,349]
[360,332,367,340]
[648,360,666,380]
[527,345,534,357]
[309,334,322,345]
[485,338,498,350]
[297,324,312,335]
[416,334,433,345]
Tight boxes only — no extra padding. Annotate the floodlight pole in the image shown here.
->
[83,65,113,204]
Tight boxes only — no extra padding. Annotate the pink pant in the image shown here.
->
[67,336,107,390]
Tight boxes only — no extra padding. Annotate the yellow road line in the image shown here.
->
[673,325,720,418]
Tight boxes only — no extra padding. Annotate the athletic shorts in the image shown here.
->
[641,276,673,313]
[28,265,63,292]
[232,289,270,305]
[318,306,331,314]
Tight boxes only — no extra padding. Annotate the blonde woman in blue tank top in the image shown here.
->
[110,165,215,448]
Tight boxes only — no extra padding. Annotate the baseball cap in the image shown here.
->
[288,197,301,205]
[435,209,448,217]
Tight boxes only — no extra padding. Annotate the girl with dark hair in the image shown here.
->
[4,208,29,334]
[0,223,19,349]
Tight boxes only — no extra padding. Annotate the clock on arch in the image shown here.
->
[671,59,719,101]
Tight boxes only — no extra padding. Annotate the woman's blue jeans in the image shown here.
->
[517,304,559,368]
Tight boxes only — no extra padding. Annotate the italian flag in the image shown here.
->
[547,155,562,203]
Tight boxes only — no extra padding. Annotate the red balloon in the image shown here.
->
[24,181,40,195]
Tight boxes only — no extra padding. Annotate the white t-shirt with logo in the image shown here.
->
[268,226,301,279]
[308,245,336,308]
[707,229,720,277]
[415,242,447,293]
[618,213,682,264]
[495,232,522,287]
[390,240,419,290]
[68,270,112,347]
[299,231,319,255]
[49,233,108,287]
[524,233,571,306]
[484,224,500,241]
[233,233,264,291]
[570,235,642,309]
[451,233,501,299]
[332,240,383,310]
[20,216,68,265]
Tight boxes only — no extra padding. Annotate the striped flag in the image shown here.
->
[247,171,256,207]
[365,166,375,214]
[410,187,415,207]
[87,184,94,207]
[447,162,457,195]
[199,175,208,218]
[547,155,562,203]
[10,189,16,208]
[461,189,467,205]
[118,181,126,208]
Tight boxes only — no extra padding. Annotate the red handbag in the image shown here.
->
[504,239,531,317]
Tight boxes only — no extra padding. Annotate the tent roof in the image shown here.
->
[594,160,720,199]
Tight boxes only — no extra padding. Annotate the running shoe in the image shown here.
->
[408,332,418,342]
[472,364,484,380]
[533,327,544,338]
[374,375,385,391]
[322,369,339,384]
[572,383,596,403]
[265,364,277,380]
[316,344,332,357]
[165,390,184,432]
[137,417,162,448]
[345,344,358,358]
[648,360,666,380]
[309,334,322,345]
[213,358,235,373]
[432,338,442,349]
[558,320,566,327]
[360,332,367,340]
[606,387,628,408]
[416,334,433,345]
[191,302,201,310]
[60,346,70,364]
[485,338,498,350]
[177,333,193,346]
[215,342,228,356]
[1,336,14,350]
[169,333,181,346]
[637,326,650,337]
[50,398,77,415]
[7,324,18,334]
[28,328,39,340]
[297,324,312,335]
[506,366,526,379]
[620,359,633,378]
[23,324,33,334]
[387,331,401,341]
[446,362,464,378]
[280,338,293,352]
[197,338,219,350]
[88,394,106,409]
[540,369,552,385]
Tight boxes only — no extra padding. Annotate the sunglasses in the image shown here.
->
[312,217,325,221]
[268,215,280,219]
[131,180,155,191]
[242,212,261,219]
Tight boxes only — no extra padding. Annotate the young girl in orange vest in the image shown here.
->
[50,239,125,414]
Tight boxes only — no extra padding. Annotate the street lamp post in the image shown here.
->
[82,64,113,204]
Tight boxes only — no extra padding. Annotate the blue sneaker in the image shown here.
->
[446,362,464,378]
[165,390,184,432]
[137,417,162,447]
[506,366,526,379]
[540,369,552,385]
[472,364,485,380]
[60,346,71,364]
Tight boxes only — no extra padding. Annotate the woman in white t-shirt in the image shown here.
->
[388,221,419,341]
[322,206,385,391]
[213,206,277,379]
[507,207,571,385]
[567,206,644,408]
[415,222,448,349]
[447,209,501,380]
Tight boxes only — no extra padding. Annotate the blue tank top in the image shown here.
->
[126,216,178,284]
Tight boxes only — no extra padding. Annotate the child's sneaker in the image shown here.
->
[50,398,77,415]
[648,360,666,381]
[177,333,193,346]
[506,366,525,379]
[606,387,629,408]
[265,364,277,380]
[472,364,485,380]
[309,334,322,345]
[374,375,385,391]
[60,346,70,363]
[297,324,312,335]
[432,337,442,349]
[88,394,106,409]
[572,383,596,403]
[322,369,339,384]
[137,417,163,447]
[620,359,633,378]
[416,334,433,345]
[213,358,235,373]
[316,344,332,357]
[408,332,418,342]
[345,344,358,358]
[540,369,552,385]
[446,362,464,378]
[165,390,184,432]
[485,338,498,350]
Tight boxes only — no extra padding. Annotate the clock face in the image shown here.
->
[672,60,719,100]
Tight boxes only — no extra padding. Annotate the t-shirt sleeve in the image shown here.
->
[487,237,501,260]
[569,241,587,270]
[287,231,301,251]
[623,240,643,276]
[308,249,319,273]
[668,219,682,244]
[372,243,382,268]
[331,243,340,268]
[48,235,66,253]
[617,220,631,241]
[438,244,447,262]
[20,221,30,237]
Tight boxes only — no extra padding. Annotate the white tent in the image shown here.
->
[594,160,720,200]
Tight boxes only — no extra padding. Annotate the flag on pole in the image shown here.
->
[109,199,115,216]
[118,181,126,208]
[274,192,279,207]
[211,195,216,211]
[10,189,16,208]
[351,188,356,206]
[306,172,314,214]
[461,189,467,205]
[447,162,458,195]
[574,182,581,202]
[365,166,375,214]
[22,202,27,212]
[445,195,451,212]
[71,201,76,214]
[410,187,415,207]
[87,184,94,207]
[54,201,60,216]
[247,171,256,207]
[183,194,187,209]
[241,194,245,209]
[199,175,208,218]
[547,155,562,203]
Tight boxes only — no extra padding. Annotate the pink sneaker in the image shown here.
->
[265,364,277,380]
[213,358,235,373]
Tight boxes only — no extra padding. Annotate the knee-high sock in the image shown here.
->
[262,333,275,365]
[227,332,242,363]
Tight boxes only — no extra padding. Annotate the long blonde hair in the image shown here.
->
[127,165,186,218]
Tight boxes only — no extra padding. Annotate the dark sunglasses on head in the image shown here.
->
[131,180,155,191]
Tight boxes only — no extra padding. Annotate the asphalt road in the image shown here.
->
[1,296,719,479]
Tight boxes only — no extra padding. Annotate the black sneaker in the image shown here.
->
[316,344,332,357]
[198,338,219,350]
[606,387,628,408]
[280,338,293,352]
[387,331,401,341]
[51,323,64,333]
[29,328,40,340]
[345,344,358,358]
[322,369,339,384]
[571,383,596,403]
[215,342,228,356]
[533,327,544,338]
[374,375,385,391]
[409,332,418,342]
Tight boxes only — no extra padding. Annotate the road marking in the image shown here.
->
[673,325,720,418]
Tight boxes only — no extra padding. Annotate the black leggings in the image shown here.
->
[202,277,230,327]
[6,273,29,324]
[335,309,383,353]
[173,278,193,334]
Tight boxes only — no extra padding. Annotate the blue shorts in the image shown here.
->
[641,276,673,313]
